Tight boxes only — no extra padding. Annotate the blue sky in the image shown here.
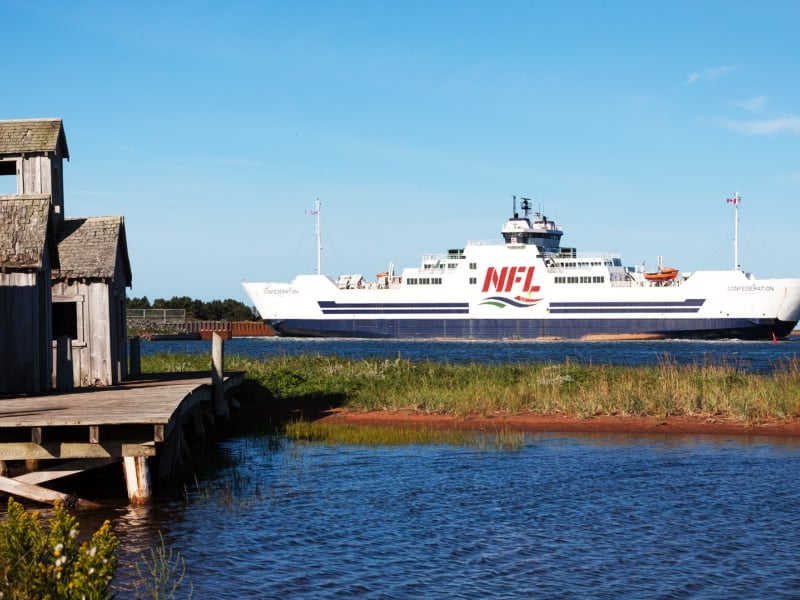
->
[3,1,800,303]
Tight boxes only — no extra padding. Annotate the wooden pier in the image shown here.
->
[0,344,243,507]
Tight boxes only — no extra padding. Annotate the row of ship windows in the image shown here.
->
[555,276,605,284]
[421,261,618,271]
[407,275,605,286]
[422,262,478,270]
[558,262,613,268]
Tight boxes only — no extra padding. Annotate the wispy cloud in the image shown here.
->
[685,65,736,85]
[729,96,767,112]
[721,115,800,135]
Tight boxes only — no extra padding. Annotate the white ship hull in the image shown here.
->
[243,201,800,340]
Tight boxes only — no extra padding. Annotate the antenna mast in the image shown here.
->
[314,199,322,275]
[305,199,322,275]
[729,192,741,271]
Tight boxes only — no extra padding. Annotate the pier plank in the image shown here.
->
[0,475,102,509]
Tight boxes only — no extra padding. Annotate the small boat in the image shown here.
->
[643,267,678,282]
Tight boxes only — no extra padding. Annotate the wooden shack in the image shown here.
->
[52,216,132,386]
[0,117,132,393]
[0,195,57,394]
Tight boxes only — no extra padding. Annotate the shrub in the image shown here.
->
[0,497,118,599]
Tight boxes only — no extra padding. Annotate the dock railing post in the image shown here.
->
[129,336,141,378]
[212,333,228,417]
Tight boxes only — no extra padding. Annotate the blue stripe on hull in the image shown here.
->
[549,298,705,314]
[318,301,469,315]
[271,317,795,340]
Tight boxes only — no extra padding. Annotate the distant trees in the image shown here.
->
[127,296,257,321]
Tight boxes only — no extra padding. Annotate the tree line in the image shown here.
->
[128,296,258,321]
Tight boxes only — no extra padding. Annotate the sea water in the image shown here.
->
[61,339,800,596]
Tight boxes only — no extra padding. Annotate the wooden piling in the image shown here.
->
[123,456,152,505]
[212,333,228,417]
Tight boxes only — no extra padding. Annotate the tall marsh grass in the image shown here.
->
[141,352,800,424]
[284,421,527,449]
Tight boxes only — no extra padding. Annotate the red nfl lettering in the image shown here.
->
[482,266,509,292]
[482,266,539,293]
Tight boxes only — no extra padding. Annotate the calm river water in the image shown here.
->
[60,340,800,596]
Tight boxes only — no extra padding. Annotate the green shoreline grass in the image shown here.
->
[141,352,800,424]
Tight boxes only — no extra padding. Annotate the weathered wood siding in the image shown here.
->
[19,155,64,231]
[51,276,128,387]
[0,267,52,394]
[51,280,105,387]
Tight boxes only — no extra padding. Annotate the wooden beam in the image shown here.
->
[13,458,118,485]
[0,441,156,461]
[0,475,102,509]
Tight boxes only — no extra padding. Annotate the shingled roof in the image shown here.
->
[0,194,52,269]
[55,216,132,284]
[0,118,69,158]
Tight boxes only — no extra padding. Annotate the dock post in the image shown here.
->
[129,336,141,377]
[123,456,152,504]
[212,333,229,417]
[55,335,73,390]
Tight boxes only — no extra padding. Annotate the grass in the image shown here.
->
[140,351,800,425]
[283,420,528,449]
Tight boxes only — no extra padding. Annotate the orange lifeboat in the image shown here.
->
[644,267,678,282]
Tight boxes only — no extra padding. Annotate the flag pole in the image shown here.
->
[733,192,739,272]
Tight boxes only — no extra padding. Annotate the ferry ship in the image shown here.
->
[242,197,800,340]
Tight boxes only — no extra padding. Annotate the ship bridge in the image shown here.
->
[501,197,563,250]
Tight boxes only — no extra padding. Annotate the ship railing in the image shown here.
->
[466,240,502,246]
[543,251,622,260]
[421,254,448,271]
[542,253,623,274]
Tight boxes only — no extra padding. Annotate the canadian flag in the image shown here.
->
[726,195,740,205]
